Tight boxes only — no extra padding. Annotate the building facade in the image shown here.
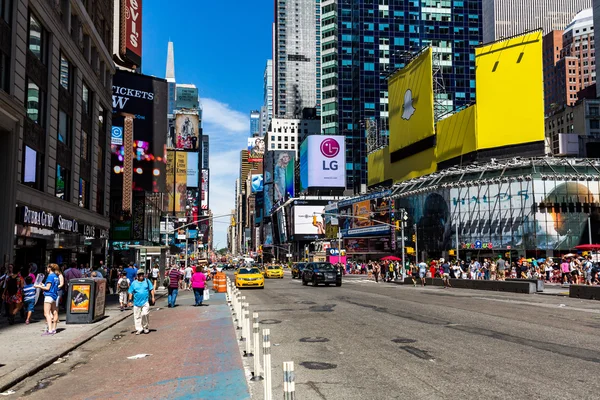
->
[260,59,273,136]
[250,110,260,137]
[265,117,320,155]
[321,0,482,193]
[0,0,114,266]
[274,0,321,118]
[543,8,595,115]
[482,0,592,43]
[545,97,600,157]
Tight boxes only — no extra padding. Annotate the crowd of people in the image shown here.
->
[338,255,600,287]
[0,261,213,336]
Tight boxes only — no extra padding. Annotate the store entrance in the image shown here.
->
[14,237,46,268]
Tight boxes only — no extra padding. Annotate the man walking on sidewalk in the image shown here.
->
[167,266,182,308]
[128,270,155,335]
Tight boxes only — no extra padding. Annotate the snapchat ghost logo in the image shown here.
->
[402,89,416,120]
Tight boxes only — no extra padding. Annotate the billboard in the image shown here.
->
[264,152,274,216]
[248,137,265,163]
[166,151,187,212]
[111,70,167,193]
[255,191,264,224]
[119,0,142,67]
[293,205,325,236]
[201,169,209,210]
[474,31,544,150]
[388,47,434,154]
[338,190,392,237]
[176,86,199,110]
[272,151,295,203]
[251,174,263,193]
[300,135,346,191]
[186,152,199,187]
[173,112,200,150]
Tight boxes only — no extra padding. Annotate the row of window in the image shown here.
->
[270,143,296,150]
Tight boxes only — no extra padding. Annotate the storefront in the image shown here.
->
[15,205,107,267]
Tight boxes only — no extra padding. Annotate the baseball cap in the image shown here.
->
[136,270,145,275]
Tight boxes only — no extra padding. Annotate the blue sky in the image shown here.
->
[141,0,273,249]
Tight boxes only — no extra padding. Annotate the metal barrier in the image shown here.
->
[251,312,263,381]
[263,328,272,400]
[283,361,295,400]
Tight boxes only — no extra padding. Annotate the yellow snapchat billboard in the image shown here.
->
[389,47,434,154]
[474,30,544,150]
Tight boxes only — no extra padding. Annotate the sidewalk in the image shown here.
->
[5,289,251,399]
[0,289,165,393]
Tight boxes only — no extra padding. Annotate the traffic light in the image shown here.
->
[412,234,416,242]
[395,221,400,231]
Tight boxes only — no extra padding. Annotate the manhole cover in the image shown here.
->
[260,319,282,325]
[299,361,337,370]
[391,338,417,344]
[299,337,330,343]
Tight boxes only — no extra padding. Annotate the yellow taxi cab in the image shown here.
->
[235,267,265,289]
[265,265,284,279]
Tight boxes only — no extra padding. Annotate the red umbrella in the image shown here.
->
[574,244,600,251]
[380,256,401,261]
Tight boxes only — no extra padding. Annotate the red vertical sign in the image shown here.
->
[120,0,142,66]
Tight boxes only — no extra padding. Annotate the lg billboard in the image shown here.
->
[300,135,346,191]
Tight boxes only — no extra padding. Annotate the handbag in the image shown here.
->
[203,287,210,300]
[147,280,155,306]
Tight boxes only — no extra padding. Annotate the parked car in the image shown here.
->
[302,262,342,287]
[291,263,306,279]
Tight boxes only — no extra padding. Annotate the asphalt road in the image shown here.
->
[238,271,600,400]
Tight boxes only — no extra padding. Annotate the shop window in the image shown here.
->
[22,145,43,190]
[79,178,89,208]
[55,164,70,201]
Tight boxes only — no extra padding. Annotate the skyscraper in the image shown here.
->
[166,41,176,116]
[250,110,261,137]
[321,0,481,193]
[274,0,321,118]
[260,59,274,135]
[482,0,592,43]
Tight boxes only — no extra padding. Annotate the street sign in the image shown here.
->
[286,253,292,258]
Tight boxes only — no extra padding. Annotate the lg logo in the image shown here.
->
[320,138,340,171]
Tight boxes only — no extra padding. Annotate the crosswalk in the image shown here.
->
[288,277,380,285]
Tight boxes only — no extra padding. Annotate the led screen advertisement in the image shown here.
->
[338,190,392,237]
[293,205,325,236]
[272,151,295,203]
[264,152,274,216]
[173,112,200,150]
[176,86,199,110]
[299,135,346,191]
[111,70,167,193]
[186,152,199,187]
[248,137,265,163]
[251,174,263,193]
[201,169,209,210]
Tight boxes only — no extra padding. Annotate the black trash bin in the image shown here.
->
[65,278,107,324]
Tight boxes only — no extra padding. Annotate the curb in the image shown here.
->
[0,292,166,393]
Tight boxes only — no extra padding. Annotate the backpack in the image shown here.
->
[119,279,129,291]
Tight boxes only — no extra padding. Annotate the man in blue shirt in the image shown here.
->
[124,263,138,283]
[128,270,155,334]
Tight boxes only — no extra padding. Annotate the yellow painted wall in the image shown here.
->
[474,31,544,150]
[436,105,477,163]
[368,147,436,186]
[389,48,435,153]
[367,148,386,187]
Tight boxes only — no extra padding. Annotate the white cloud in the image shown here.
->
[200,98,249,134]
[208,149,240,250]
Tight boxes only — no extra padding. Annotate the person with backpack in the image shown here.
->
[2,264,24,325]
[117,272,130,311]
[127,269,155,335]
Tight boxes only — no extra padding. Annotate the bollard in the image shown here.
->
[237,296,245,330]
[263,328,272,400]
[250,313,262,380]
[240,302,247,341]
[283,361,295,400]
[243,305,252,356]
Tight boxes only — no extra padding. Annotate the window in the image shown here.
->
[278,143,282,149]
[55,164,69,200]
[22,146,43,190]
[95,187,104,215]
[82,83,90,115]
[25,80,43,124]
[78,178,89,208]
[0,50,9,92]
[59,54,71,91]
[81,130,91,159]
[591,120,600,129]
[58,110,71,144]
[28,13,44,62]
[0,0,11,25]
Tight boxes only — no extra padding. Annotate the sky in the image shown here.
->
[141,0,273,249]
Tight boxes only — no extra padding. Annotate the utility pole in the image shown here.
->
[337,232,342,264]
[414,223,418,265]
[184,227,189,270]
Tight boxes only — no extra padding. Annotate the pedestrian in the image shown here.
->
[55,264,65,310]
[496,257,506,281]
[124,263,138,283]
[183,264,193,291]
[167,266,182,308]
[127,269,155,335]
[109,265,119,294]
[151,264,160,290]
[2,264,24,324]
[440,258,451,288]
[373,263,380,283]
[418,260,427,286]
[22,276,35,324]
[117,271,130,311]
[35,264,60,335]
[191,266,207,306]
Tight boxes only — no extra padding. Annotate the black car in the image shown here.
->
[292,263,307,279]
[302,262,342,287]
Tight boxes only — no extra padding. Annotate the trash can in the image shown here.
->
[66,278,107,324]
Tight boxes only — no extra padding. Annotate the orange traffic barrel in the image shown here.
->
[215,272,227,293]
